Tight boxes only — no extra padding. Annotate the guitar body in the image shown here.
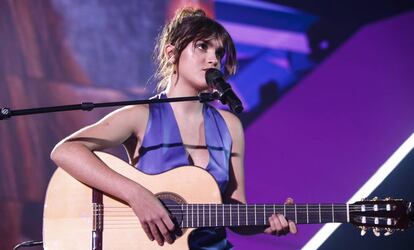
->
[43,152,222,250]
[44,152,413,249]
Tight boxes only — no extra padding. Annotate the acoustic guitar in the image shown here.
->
[43,152,413,249]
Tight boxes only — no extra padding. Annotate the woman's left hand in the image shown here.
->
[264,197,298,236]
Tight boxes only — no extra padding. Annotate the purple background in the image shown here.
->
[1,1,413,249]
[228,10,414,249]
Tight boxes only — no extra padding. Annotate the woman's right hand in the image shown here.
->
[128,187,176,246]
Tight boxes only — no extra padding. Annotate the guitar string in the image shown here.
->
[96,207,391,212]
[99,218,397,229]
[101,216,379,224]
[100,204,388,207]
[94,210,394,218]
[95,211,391,216]
[98,206,387,211]
[93,205,394,220]
[103,221,397,229]
[94,209,392,215]
[99,206,387,209]
[94,210,392,216]
[101,205,377,207]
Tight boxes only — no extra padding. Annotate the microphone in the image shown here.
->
[205,68,243,113]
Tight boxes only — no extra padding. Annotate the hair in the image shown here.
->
[153,7,237,93]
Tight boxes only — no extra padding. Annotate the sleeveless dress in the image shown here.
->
[136,93,234,250]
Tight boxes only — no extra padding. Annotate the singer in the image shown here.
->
[50,7,296,249]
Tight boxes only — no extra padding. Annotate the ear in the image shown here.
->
[165,44,176,64]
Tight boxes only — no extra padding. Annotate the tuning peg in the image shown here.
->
[384,228,394,236]
[372,197,378,201]
[360,226,368,236]
[373,227,381,237]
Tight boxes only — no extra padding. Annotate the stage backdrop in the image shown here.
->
[0,1,413,249]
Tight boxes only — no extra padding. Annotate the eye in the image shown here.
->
[196,42,208,51]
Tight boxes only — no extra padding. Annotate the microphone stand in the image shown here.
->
[0,92,219,120]
[5,92,219,249]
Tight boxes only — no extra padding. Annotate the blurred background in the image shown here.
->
[1,0,413,249]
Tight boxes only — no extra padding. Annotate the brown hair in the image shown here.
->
[154,7,237,92]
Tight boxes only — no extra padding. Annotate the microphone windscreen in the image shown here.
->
[205,68,223,87]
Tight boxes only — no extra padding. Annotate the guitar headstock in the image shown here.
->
[350,197,413,237]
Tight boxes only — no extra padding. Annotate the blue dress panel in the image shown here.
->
[136,93,234,249]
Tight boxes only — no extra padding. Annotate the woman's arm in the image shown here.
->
[51,105,145,204]
[50,105,175,246]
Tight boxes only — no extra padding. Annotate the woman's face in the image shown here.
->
[176,38,224,92]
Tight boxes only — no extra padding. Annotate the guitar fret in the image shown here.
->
[209,204,211,227]
[215,204,218,226]
[222,205,224,226]
[319,204,321,223]
[186,204,189,228]
[230,204,232,226]
[332,204,334,222]
[306,204,309,224]
[192,204,194,227]
[254,204,257,225]
[203,204,205,227]
[346,203,350,223]
[294,204,297,223]
[181,204,184,228]
[284,204,286,217]
[263,204,266,225]
[273,204,275,215]
[244,204,249,226]
[237,204,240,226]
[197,204,199,227]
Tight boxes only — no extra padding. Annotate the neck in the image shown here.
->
[166,203,352,228]
[164,77,204,115]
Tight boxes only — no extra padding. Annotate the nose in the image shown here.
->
[207,52,219,68]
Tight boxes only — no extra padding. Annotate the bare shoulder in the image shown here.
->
[112,104,149,122]
[109,104,149,118]
[100,104,149,134]
[216,109,244,138]
[65,104,150,150]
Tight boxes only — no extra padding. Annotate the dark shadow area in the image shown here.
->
[238,81,280,127]
[264,0,414,24]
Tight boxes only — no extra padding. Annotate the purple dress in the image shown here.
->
[136,93,234,249]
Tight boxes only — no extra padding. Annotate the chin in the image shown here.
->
[196,84,209,92]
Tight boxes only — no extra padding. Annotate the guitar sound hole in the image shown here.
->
[156,192,186,236]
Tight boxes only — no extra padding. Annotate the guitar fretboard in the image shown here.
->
[167,204,353,228]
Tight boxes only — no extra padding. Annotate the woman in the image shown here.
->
[51,7,296,249]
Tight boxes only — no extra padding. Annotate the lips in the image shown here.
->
[202,67,218,70]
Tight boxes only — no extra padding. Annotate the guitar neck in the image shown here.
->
[171,203,353,228]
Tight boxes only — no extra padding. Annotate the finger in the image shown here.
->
[157,219,173,244]
[268,216,277,235]
[264,226,273,234]
[288,220,298,234]
[285,197,294,205]
[271,214,283,235]
[141,222,154,241]
[276,214,290,235]
[148,222,164,246]
[163,215,176,232]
